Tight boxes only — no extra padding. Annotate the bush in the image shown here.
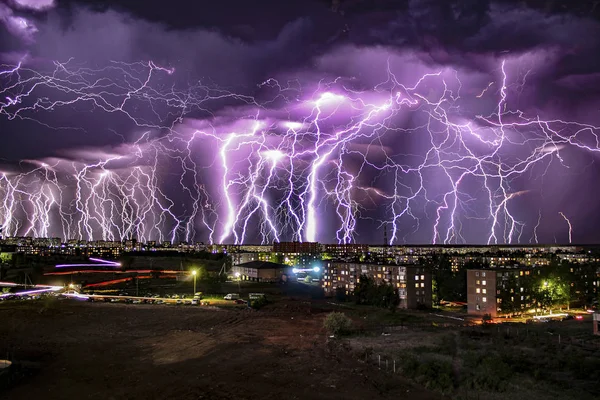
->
[323,312,353,335]
[250,297,268,310]
[462,352,512,392]
[399,354,454,394]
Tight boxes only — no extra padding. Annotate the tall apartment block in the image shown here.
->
[322,262,432,309]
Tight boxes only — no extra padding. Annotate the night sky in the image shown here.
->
[1,0,600,245]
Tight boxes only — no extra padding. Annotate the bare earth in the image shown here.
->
[0,300,440,400]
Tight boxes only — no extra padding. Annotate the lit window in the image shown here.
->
[482,297,487,303]
[482,289,487,294]
[482,272,486,277]
[520,287,523,292]
[476,280,480,285]
[415,275,419,280]
[420,275,425,280]
[482,280,486,286]
[421,283,425,287]
[476,288,480,294]
[415,283,419,288]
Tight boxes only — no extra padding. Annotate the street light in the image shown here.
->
[192,270,197,294]
[234,272,241,292]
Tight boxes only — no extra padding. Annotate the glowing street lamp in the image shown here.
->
[192,270,197,294]
[234,272,241,291]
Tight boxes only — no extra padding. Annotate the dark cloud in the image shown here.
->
[1,0,600,243]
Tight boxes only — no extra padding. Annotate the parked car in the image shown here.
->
[223,293,240,300]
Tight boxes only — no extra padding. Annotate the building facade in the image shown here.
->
[230,261,289,282]
[322,262,432,309]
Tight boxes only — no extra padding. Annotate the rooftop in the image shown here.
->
[236,261,288,270]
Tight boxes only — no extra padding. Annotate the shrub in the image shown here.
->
[250,297,268,310]
[323,312,353,335]
[462,352,512,392]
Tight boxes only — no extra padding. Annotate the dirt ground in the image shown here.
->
[0,299,441,400]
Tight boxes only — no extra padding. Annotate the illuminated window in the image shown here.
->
[421,283,425,287]
[476,288,480,294]
[482,289,487,294]
[415,283,419,288]
[420,275,425,280]
[415,275,419,280]
[482,280,487,286]
[482,297,487,303]
[482,272,486,277]
[476,280,480,285]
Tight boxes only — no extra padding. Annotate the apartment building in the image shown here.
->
[322,262,432,309]
[467,267,537,317]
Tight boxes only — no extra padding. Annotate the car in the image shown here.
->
[234,299,247,305]
[191,299,199,305]
[132,299,142,304]
[155,300,164,305]
[223,293,240,300]
[176,299,183,305]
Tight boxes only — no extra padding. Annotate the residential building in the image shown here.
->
[231,252,259,266]
[323,244,368,258]
[467,267,537,317]
[322,262,432,309]
[273,241,320,267]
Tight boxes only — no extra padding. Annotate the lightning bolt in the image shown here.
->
[558,212,573,244]
[0,58,598,244]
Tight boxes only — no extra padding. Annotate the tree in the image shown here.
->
[335,287,347,302]
[432,256,467,303]
[353,275,399,309]
[323,312,352,335]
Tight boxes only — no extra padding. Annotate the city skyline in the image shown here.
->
[2,1,600,245]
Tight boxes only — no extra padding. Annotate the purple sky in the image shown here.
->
[1,1,600,244]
